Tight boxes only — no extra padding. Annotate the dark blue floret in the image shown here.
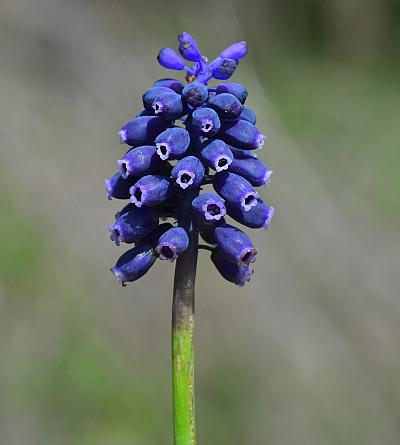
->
[105,172,137,200]
[109,206,159,246]
[211,251,253,287]
[118,145,164,178]
[215,83,248,104]
[200,139,233,172]
[214,172,259,212]
[119,116,167,146]
[208,93,244,120]
[154,78,185,94]
[155,127,190,160]
[190,107,221,136]
[107,31,275,286]
[219,119,266,150]
[172,156,205,190]
[182,82,208,107]
[156,227,189,262]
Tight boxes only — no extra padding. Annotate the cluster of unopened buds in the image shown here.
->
[105,32,274,287]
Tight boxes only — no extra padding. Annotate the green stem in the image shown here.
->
[172,189,198,445]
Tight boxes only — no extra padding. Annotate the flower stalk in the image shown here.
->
[172,189,199,445]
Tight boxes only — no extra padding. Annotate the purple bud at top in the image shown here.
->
[227,199,275,229]
[152,91,185,120]
[105,172,137,200]
[142,87,173,110]
[214,224,257,266]
[229,146,258,159]
[178,32,202,62]
[211,251,253,287]
[155,227,189,262]
[117,146,164,179]
[108,206,159,246]
[191,107,221,136]
[201,139,233,172]
[154,78,184,94]
[191,193,227,229]
[208,93,244,120]
[229,158,273,187]
[130,175,174,207]
[239,106,257,124]
[119,116,167,146]
[111,244,157,286]
[155,127,190,160]
[215,82,248,104]
[219,41,248,61]
[214,172,259,212]
[219,120,266,150]
[172,156,205,190]
[182,82,208,107]
[211,58,237,80]
[157,48,186,70]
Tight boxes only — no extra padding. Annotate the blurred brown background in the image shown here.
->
[1,1,399,444]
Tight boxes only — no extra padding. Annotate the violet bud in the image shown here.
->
[142,86,174,110]
[172,156,205,190]
[119,116,167,146]
[130,175,174,207]
[182,81,208,107]
[215,82,248,104]
[152,91,185,120]
[229,158,273,187]
[219,120,266,150]
[155,127,190,160]
[154,78,184,94]
[178,32,202,62]
[191,107,221,136]
[229,146,258,159]
[214,172,259,212]
[191,193,226,229]
[117,145,164,179]
[111,244,157,286]
[239,106,257,124]
[208,93,244,120]
[219,41,248,61]
[201,139,233,172]
[211,58,237,80]
[108,206,159,246]
[155,227,189,262]
[211,251,253,287]
[214,224,257,266]
[105,172,137,200]
[227,199,275,229]
[157,48,186,70]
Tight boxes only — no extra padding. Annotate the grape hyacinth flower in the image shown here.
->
[104,32,275,445]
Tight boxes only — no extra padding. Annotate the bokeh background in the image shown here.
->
[1,1,400,444]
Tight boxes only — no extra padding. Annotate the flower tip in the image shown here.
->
[117,159,129,179]
[108,225,121,246]
[156,244,178,262]
[263,169,273,186]
[263,206,275,230]
[111,267,126,286]
[257,133,267,149]
[119,129,127,144]
[156,142,170,160]
[104,178,112,200]
[242,191,259,212]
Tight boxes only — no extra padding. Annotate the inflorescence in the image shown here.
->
[105,32,274,287]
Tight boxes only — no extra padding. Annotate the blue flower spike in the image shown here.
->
[106,31,275,287]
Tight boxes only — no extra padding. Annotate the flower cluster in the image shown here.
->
[105,32,274,287]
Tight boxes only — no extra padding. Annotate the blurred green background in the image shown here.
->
[1,1,399,444]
